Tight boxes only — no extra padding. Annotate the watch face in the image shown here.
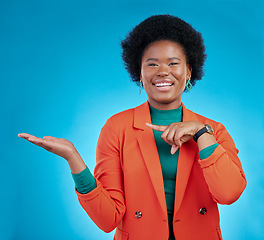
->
[205,124,214,134]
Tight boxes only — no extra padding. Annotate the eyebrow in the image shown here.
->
[146,57,181,62]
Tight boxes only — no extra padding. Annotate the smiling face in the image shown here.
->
[140,40,192,110]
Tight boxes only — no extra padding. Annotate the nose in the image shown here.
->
[157,65,169,77]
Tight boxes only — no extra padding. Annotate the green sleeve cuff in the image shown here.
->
[199,143,219,160]
[71,167,97,194]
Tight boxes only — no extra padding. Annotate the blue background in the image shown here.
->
[1,0,263,239]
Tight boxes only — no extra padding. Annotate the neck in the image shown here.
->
[148,99,182,110]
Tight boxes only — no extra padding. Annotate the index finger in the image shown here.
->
[18,133,37,139]
[146,123,167,132]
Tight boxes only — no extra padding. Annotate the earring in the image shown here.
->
[139,81,143,94]
[186,79,192,92]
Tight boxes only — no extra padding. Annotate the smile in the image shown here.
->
[153,82,174,87]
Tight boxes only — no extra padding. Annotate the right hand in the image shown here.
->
[18,133,77,161]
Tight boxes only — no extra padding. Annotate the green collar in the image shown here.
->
[149,103,182,120]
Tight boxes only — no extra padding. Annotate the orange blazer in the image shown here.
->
[76,101,246,240]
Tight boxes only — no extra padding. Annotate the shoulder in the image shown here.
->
[107,101,148,125]
[184,106,226,133]
[108,107,135,125]
[194,111,218,126]
[185,107,233,144]
[184,108,238,152]
[101,105,139,134]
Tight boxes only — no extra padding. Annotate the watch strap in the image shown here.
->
[193,126,207,142]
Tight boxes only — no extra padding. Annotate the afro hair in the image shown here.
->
[121,14,206,90]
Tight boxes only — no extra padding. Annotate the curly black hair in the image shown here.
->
[121,14,206,89]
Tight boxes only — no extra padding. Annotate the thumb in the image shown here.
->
[171,145,179,155]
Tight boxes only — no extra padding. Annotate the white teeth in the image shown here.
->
[155,82,172,87]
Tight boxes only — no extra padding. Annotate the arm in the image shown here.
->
[146,121,246,205]
[198,122,246,204]
[18,128,126,232]
[75,119,126,232]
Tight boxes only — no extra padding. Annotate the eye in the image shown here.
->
[148,63,158,66]
[169,62,179,66]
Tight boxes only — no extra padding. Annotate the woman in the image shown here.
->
[18,15,246,240]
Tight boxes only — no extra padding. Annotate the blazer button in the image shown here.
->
[135,211,142,219]
[199,207,207,215]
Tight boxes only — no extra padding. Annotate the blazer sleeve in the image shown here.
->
[75,118,126,233]
[198,122,247,205]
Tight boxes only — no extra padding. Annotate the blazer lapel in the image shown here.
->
[174,104,199,214]
[133,102,200,218]
[134,102,167,218]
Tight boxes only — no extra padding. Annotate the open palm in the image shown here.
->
[18,133,76,161]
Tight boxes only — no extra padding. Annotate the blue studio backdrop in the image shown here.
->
[1,0,263,239]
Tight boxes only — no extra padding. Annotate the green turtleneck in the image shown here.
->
[149,104,218,240]
[149,104,181,240]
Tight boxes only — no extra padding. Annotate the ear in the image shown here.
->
[187,64,192,79]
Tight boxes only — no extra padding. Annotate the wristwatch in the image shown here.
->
[193,124,214,142]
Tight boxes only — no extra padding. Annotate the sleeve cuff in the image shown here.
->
[75,179,102,200]
[72,167,97,194]
[199,143,219,160]
[198,144,226,168]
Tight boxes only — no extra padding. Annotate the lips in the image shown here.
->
[154,82,173,87]
[152,79,174,88]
